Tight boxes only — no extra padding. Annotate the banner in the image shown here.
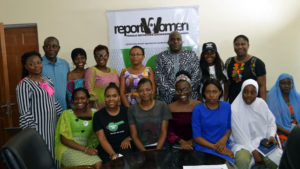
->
[107,6,199,73]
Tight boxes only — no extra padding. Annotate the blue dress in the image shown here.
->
[66,78,85,108]
[192,101,233,162]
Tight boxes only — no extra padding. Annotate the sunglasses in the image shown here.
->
[95,53,108,58]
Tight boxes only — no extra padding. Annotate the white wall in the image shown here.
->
[1,0,300,90]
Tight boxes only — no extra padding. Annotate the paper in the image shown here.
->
[183,164,228,169]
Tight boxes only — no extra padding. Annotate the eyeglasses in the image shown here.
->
[130,54,143,57]
[95,53,108,58]
[176,88,189,94]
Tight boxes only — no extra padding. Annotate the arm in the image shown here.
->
[16,82,34,128]
[149,68,156,98]
[129,124,146,151]
[223,80,229,101]
[61,135,97,155]
[155,54,175,102]
[84,68,97,101]
[96,129,118,159]
[277,125,290,136]
[156,120,168,149]
[189,52,200,99]
[257,75,266,100]
[215,129,231,152]
[119,70,130,107]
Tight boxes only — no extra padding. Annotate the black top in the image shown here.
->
[226,56,266,103]
[93,106,130,149]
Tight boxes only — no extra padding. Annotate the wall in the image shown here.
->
[1,0,300,89]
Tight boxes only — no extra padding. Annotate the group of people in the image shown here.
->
[15,32,299,169]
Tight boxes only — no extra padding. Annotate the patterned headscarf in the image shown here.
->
[267,73,300,130]
[175,74,192,86]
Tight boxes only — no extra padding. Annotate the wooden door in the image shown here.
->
[0,23,39,148]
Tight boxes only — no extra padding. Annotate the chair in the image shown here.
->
[0,128,94,169]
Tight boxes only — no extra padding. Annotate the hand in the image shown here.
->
[218,147,234,158]
[215,137,227,153]
[252,150,264,165]
[110,153,118,160]
[84,147,98,155]
[267,136,278,145]
[179,139,193,150]
[120,137,131,149]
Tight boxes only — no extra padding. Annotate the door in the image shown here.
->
[0,23,39,148]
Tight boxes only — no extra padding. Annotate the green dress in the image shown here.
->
[55,109,101,167]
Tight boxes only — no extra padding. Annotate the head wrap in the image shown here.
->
[175,74,192,86]
[267,73,300,130]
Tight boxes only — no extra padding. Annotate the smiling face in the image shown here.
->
[73,90,89,110]
[279,78,292,95]
[138,82,153,102]
[24,55,43,76]
[94,49,109,68]
[105,88,120,109]
[204,50,216,66]
[204,83,221,104]
[168,32,182,54]
[175,81,191,102]
[242,85,257,105]
[130,48,144,66]
[73,54,86,69]
[43,38,60,61]
[234,37,249,57]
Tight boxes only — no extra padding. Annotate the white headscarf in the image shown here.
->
[231,79,276,154]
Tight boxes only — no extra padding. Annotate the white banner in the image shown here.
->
[107,6,199,73]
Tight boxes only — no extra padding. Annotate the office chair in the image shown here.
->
[0,128,94,169]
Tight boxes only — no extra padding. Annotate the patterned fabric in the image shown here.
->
[42,56,70,110]
[175,74,191,86]
[55,109,100,166]
[155,49,200,104]
[122,67,151,105]
[16,76,63,160]
[66,78,85,108]
[85,67,119,110]
[225,56,266,103]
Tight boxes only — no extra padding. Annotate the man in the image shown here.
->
[42,36,69,110]
[155,31,200,104]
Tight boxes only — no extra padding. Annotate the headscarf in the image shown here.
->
[231,79,276,153]
[175,74,192,86]
[267,73,300,130]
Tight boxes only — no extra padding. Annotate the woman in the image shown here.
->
[128,78,172,151]
[225,35,266,103]
[67,48,87,108]
[168,70,200,149]
[55,88,101,168]
[120,46,155,107]
[199,42,228,101]
[93,83,132,163]
[85,45,119,110]
[231,79,278,169]
[192,79,233,163]
[16,51,63,160]
[267,73,300,146]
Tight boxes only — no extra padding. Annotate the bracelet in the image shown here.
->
[84,147,88,153]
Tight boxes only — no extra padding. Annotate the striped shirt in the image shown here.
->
[16,76,63,160]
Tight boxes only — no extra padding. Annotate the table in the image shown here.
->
[102,149,237,169]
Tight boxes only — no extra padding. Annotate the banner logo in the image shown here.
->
[114,17,189,36]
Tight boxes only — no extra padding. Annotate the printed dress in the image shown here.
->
[122,67,151,105]
[55,109,101,167]
[66,78,85,108]
[16,76,63,160]
[85,67,119,109]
